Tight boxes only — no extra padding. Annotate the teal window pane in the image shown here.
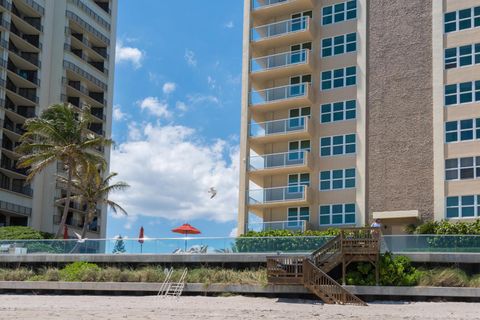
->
[321,137,331,146]
[320,171,330,180]
[321,148,331,156]
[345,214,355,224]
[322,38,332,47]
[332,135,343,144]
[321,114,331,123]
[347,0,356,9]
[444,12,456,23]
[345,110,356,119]
[346,66,356,75]
[333,68,344,78]
[332,205,342,214]
[445,84,457,95]
[346,33,356,42]
[445,121,457,131]
[332,180,343,189]
[333,112,344,121]
[323,6,332,15]
[332,170,343,179]
[446,208,459,218]
[320,215,330,225]
[345,144,356,154]
[345,168,355,177]
[345,100,356,109]
[345,178,355,188]
[322,81,332,90]
[333,146,343,155]
[322,71,332,80]
[462,195,475,206]
[321,104,331,113]
[333,102,344,111]
[345,204,355,213]
[334,35,344,45]
[463,207,475,217]
[320,181,330,190]
[345,134,355,143]
[332,215,343,224]
[322,48,332,57]
[323,16,333,25]
[320,206,330,215]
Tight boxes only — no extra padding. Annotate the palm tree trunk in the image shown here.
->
[55,166,73,238]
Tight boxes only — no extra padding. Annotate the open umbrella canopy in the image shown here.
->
[172,223,201,235]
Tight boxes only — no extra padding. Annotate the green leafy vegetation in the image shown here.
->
[0,226,51,240]
[241,228,340,238]
[407,219,480,235]
[345,253,420,286]
[417,268,470,287]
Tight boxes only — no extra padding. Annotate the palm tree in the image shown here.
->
[62,162,129,239]
[16,103,111,238]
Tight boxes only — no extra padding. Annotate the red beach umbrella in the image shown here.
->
[138,226,145,253]
[63,225,69,240]
[172,223,201,251]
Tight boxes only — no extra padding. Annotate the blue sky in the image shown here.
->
[107,1,244,239]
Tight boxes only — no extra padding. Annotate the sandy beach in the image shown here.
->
[0,295,479,320]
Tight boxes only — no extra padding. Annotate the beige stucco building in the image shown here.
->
[0,0,117,240]
[238,0,480,235]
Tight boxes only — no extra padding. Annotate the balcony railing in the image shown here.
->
[249,83,309,105]
[63,60,108,91]
[249,116,309,137]
[251,49,309,73]
[248,185,307,205]
[66,10,110,45]
[249,150,308,171]
[251,16,309,42]
[246,220,306,232]
[252,0,290,10]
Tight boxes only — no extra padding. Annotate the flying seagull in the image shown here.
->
[73,231,88,243]
[208,187,217,199]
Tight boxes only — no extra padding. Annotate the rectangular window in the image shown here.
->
[320,100,356,123]
[320,134,356,157]
[444,6,480,33]
[321,33,357,57]
[445,156,480,181]
[445,80,480,106]
[446,195,480,218]
[321,66,356,91]
[444,43,480,69]
[322,0,357,26]
[319,203,355,226]
[319,168,355,191]
[288,207,310,222]
[445,118,480,143]
[288,173,310,193]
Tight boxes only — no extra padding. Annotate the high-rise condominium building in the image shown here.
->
[238,0,480,235]
[0,0,117,239]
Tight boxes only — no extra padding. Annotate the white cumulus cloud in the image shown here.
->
[176,101,188,112]
[113,105,127,121]
[115,41,144,69]
[162,82,176,94]
[110,124,239,223]
[138,97,170,118]
[225,21,234,29]
[184,49,197,67]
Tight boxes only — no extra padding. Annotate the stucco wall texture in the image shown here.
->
[366,0,434,221]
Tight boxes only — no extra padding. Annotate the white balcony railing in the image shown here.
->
[252,0,290,10]
[249,83,309,105]
[248,185,307,205]
[250,49,309,73]
[249,116,308,137]
[246,220,306,232]
[251,16,309,41]
[249,151,308,171]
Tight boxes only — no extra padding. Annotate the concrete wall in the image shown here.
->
[366,0,434,222]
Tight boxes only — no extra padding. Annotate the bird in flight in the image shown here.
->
[208,187,217,199]
[73,231,88,243]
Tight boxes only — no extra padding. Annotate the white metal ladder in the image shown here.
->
[157,267,174,296]
[159,268,188,298]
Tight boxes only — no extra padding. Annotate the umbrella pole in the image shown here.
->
[184,232,187,252]
[140,243,143,254]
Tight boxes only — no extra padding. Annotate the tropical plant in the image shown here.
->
[0,226,47,240]
[59,162,129,239]
[16,103,111,238]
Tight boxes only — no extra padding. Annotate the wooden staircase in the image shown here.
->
[267,228,380,306]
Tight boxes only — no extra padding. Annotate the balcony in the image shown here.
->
[246,219,307,233]
[249,83,312,113]
[251,16,313,52]
[249,151,313,184]
[252,0,314,23]
[248,185,310,211]
[9,41,41,67]
[249,116,313,149]
[250,49,312,82]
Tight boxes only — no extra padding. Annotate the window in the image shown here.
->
[288,207,309,222]
[320,100,356,123]
[444,80,480,106]
[321,66,356,90]
[445,118,480,142]
[444,6,480,33]
[444,43,480,69]
[288,140,310,161]
[321,33,357,57]
[319,168,355,191]
[322,0,357,26]
[319,203,356,225]
[445,157,480,181]
[288,173,309,193]
[320,134,356,157]
[446,195,480,218]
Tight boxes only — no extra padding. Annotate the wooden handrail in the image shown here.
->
[303,259,366,306]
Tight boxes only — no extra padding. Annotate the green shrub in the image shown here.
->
[59,262,101,281]
[0,226,45,240]
[0,268,35,281]
[469,274,480,287]
[346,253,420,286]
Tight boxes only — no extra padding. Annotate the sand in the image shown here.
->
[0,295,479,320]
